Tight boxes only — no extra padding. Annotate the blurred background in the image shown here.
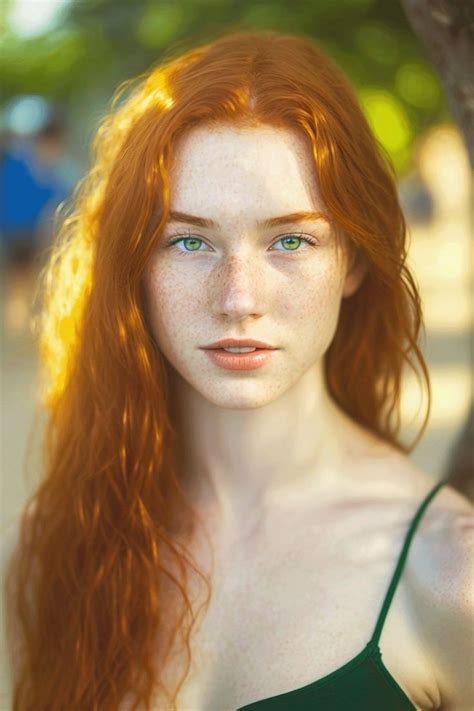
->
[0,0,472,532]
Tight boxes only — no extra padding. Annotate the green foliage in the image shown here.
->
[355,22,400,66]
[136,4,186,49]
[1,0,449,174]
[396,63,441,110]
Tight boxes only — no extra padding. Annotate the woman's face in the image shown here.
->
[144,123,361,409]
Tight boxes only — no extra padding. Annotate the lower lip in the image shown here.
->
[202,348,277,370]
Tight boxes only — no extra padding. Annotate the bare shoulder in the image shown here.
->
[407,477,473,620]
[400,468,474,710]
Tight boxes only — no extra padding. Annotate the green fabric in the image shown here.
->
[237,478,447,710]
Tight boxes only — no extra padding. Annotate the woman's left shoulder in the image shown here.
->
[405,474,474,709]
[408,477,473,606]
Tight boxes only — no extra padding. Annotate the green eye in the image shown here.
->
[179,237,202,251]
[166,232,318,255]
[277,236,302,251]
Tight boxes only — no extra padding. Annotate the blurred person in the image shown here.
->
[2,31,473,711]
[0,102,79,336]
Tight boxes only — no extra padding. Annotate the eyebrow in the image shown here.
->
[167,210,329,229]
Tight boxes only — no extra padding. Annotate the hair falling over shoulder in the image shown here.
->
[3,29,431,710]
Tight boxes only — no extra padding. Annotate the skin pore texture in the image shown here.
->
[144,122,372,536]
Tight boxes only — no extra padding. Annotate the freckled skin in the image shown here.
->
[140,125,469,711]
[143,123,367,532]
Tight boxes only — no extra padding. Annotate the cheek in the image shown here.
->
[277,261,344,328]
[274,262,345,366]
[143,264,203,346]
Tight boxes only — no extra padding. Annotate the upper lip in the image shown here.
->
[201,339,277,350]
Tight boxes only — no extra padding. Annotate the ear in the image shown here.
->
[342,248,368,299]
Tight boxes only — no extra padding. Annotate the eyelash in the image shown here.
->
[164,229,319,256]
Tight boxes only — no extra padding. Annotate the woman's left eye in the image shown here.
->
[271,234,318,252]
[165,233,318,255]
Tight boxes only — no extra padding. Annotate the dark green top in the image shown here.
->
[237,478,448,710]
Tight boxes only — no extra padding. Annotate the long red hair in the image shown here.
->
[4,30,431,710]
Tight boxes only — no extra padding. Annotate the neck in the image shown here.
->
[170,360,358,534]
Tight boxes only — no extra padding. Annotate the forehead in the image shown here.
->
[168,123,324,222]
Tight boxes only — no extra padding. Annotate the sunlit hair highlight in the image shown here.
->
[4,30,431,710]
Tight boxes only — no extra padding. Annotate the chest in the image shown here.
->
[155,503,437,710]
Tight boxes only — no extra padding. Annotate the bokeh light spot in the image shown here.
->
[396,63,441,109]
[359,88,412,155]
[355,22,399,66]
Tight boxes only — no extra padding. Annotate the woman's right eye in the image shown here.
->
[166,236,207,255]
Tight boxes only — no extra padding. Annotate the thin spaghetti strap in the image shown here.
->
[369,477,448,648]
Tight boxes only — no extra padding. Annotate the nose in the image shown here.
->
[209,254,266,320]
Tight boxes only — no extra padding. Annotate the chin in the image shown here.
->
[193,382,281,410]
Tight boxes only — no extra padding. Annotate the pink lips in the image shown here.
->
[201,338,276,350]
[202,347,276,371]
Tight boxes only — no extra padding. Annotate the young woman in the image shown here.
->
[3,30,473,711]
